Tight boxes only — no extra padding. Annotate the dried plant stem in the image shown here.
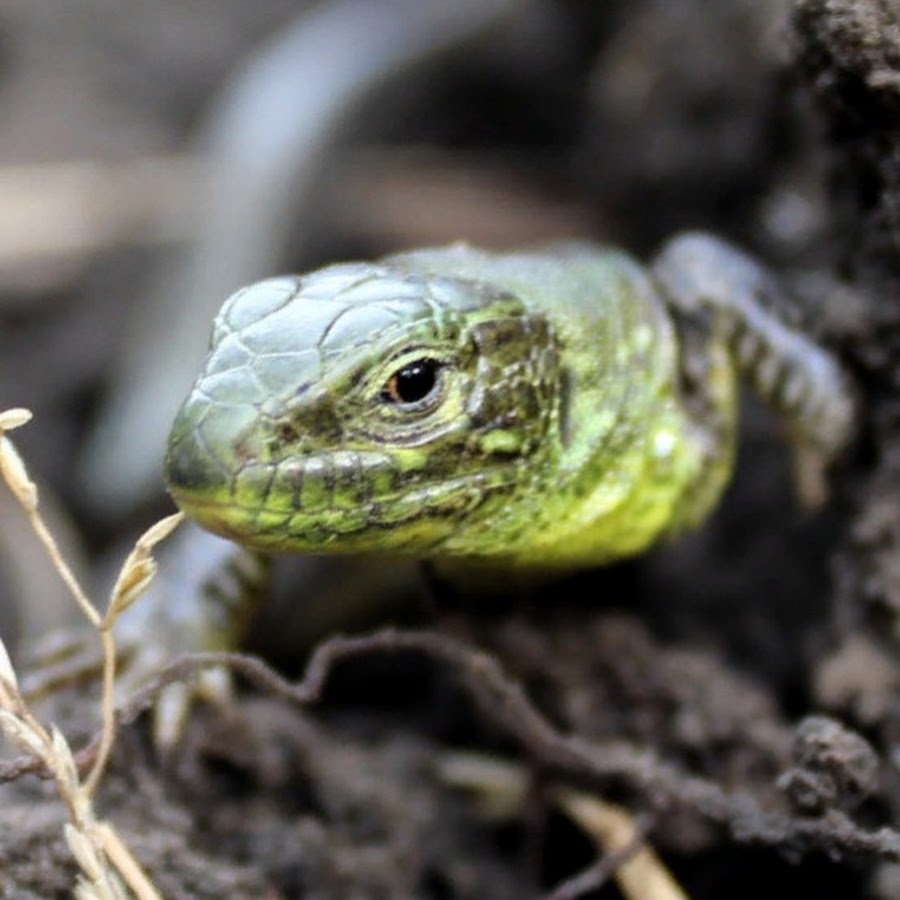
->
[552,789,687,900]
[93,823,163,900]
[83,628,118,798]
[0,418,100,629]
[26,508,102,627]
[440,751,687,900]
[0,407,172,898]
[85,511,182,797]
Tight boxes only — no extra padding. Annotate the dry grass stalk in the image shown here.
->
[439,751,688,900]
[553,789,689,900]
[0,406,175,899]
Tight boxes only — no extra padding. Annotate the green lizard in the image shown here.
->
[125,231,855,743]
[165,233,854,577]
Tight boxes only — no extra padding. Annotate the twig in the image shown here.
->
[544,818,651,900]
[549,794,681,900]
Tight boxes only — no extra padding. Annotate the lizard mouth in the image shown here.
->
[167,436,515,555]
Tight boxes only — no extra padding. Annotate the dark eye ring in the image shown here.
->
[381,359,441,406]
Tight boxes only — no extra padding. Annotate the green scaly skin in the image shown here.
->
[164,235,854,573]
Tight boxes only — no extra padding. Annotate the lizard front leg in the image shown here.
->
[652,232,856,505]
[113,523,270,746]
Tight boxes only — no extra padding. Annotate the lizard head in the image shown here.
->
[164,255,561,556]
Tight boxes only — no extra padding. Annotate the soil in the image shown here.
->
[3,1,900,897]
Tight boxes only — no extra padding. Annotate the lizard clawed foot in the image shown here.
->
[110,523,269,750]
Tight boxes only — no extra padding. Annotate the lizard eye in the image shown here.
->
[381,359,441,406]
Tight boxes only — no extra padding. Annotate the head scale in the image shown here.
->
[165,258,561,555]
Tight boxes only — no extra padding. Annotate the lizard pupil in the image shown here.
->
[383,360,439,405]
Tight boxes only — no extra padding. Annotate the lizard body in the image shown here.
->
[164,234,853,572]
